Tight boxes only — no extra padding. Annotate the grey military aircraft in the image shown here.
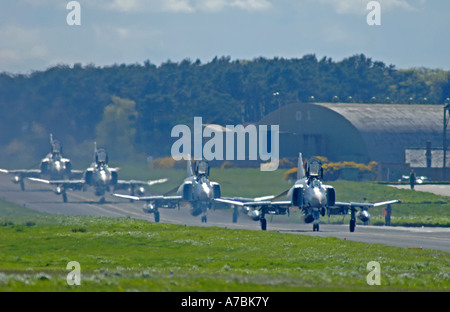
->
[0,134,82,190]
[114,158,229,223]
[29,143,167,203]
[217,153,400,232]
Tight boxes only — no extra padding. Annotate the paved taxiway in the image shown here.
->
[389,183,450,197]
[0,175,449,253]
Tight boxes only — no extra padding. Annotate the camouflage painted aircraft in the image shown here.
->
[0,134,82,190]
[29,143,167,203]
[113,158,243,223]
[217,153,401,232]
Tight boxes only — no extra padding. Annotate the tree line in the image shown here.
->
[0,53,449,164]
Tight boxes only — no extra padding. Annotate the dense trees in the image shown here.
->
[0,54,449,163]
[96,96,138,160]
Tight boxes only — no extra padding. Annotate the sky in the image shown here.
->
[1,0,449,74]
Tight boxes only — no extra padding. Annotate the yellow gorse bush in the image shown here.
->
[283,156,378,181]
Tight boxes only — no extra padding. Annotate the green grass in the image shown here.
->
[0,199,449,292]
[1,165,449,291]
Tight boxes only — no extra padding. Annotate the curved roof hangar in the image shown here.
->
[258,102,443,163]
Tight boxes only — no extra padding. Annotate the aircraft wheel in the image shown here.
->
[62,193,68,203]
[232,207,239,223]
[99,197,106,204]
[260,218,267,231]
[20,181,25,191]
[201,215,207,223]
[350,220,356,232]
[313,223,319,231]
[154,211,160,223]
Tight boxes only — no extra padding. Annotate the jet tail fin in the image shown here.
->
[93,142,98,164]
[297,153,305,180]
[50,133,54,153]
[186,154,193,178]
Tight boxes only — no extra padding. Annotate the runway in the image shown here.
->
[1,174,449,253]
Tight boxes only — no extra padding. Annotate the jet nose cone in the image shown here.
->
[54,161,62,172]
[310,196,320,207]
[198,183,211,200]
[311,191,326,208]
[99,171,109,185]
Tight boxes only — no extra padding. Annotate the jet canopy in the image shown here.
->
[95,149,109,165]
[195,160,210,177]
[51,140,62,154]
[306,157,323,179]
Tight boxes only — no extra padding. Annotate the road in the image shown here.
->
[1,174,449,253]
[389,183,450,197]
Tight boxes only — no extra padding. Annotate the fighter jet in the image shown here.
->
[29,143,167,203]
[114,157,226,223]
[0,134,82,190]
[217,153,400,232]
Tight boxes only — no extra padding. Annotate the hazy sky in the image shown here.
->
[1,0,449,74]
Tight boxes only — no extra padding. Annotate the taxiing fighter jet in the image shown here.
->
[29,143,167,203]
[114,157,228,223]
[0,134,82,190]
[217,153,400,232]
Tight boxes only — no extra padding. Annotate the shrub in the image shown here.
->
[283,157,378,181]
[221,161,235,169]
[283,167,298,181]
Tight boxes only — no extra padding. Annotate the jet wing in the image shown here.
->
[371,200,402,207]
[27,177,85,189]
[328,199,401,216]
[214,198,247,206]
[332,199,400,209]
[112,193,182,209]
[215,197,290,207]
[215,195,275,205]
[248,200,291,207]
[214,197,292,221]
[113,193,182,202]
[115,178,168,187]
[0,168,41,178]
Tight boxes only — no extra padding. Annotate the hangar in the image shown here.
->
[257,102,448,180]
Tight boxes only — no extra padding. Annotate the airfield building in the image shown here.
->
[257,102,449,181]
